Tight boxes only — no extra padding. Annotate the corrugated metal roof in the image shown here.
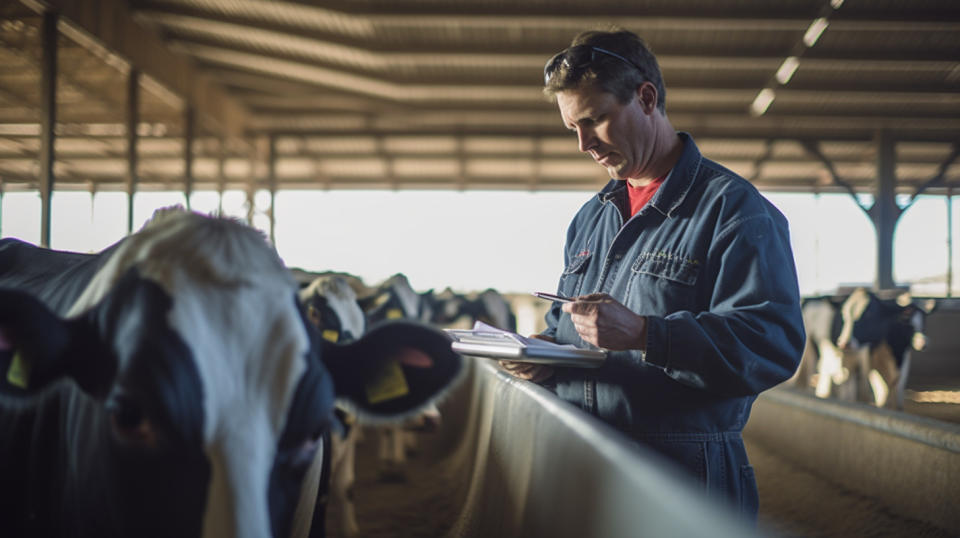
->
[0,0,957,193]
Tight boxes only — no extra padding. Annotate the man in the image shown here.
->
[500,29,805,520]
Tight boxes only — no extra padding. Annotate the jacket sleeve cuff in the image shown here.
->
[639,315,668,369]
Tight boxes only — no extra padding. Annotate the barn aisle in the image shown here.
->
[325,427,462,538]
[745,437,953,538]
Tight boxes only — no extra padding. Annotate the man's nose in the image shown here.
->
[577,127,596,153]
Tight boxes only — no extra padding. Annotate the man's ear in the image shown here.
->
[320,320,464,423]
[0,289,113,397]
[636,82,658,114]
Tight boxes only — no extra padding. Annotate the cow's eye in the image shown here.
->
[107,395,158,448]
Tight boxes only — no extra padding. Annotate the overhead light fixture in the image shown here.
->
[830,0,845,8]
[750,88,776,116]
[775,56,800,85]
[803,18,829,47]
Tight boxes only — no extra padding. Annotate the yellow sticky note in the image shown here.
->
[364,360,409,404]
[322,330,339,343]
[6,350,30,389]
[386,308,404,320]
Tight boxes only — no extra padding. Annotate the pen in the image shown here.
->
[532,291,574,303]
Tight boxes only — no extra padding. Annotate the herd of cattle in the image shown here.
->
[0,206,945,538]
[293,267,516,536]
[0,208,515,538]
[791,287,937,410]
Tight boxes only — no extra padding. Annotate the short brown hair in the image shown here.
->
[543,29,666,113]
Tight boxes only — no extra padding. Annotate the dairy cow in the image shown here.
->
[795,295,853,399]
[0,209,463,538]
[353,273,445,481]
[298,274,366,537]
[836,288,934,409]
[427,287,517,332]
[796,288,934,409]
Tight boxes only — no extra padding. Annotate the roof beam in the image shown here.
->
[134,0,960,27]
[20,0,249,138]
[137,9,960,63]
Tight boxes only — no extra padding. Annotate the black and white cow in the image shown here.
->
[352,273,445,481]
[795,288,934,409]
[0,209,463,538]
[426,287,517,332]
[298,274,366,537]
[836,287,935,409]
[795,294,851,399]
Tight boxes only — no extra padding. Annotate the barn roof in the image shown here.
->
[1,0,958,194]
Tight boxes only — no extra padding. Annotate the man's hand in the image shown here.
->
[499,334,555,383]
[562,293,646,351]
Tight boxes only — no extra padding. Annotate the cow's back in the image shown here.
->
[0,238,114,315]
[801,297,841,343]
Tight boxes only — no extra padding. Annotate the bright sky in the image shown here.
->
[1,188,956,297]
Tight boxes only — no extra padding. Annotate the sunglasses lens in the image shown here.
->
[543,51,566,84]
[563,45,594,70]
[544,45,601,84]
[545,45,636,85]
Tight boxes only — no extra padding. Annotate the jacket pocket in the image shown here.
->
[559,252,591,297]
[739,464,759,520]
[631,251,700,286]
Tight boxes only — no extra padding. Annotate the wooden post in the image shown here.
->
[184,105,195,209]
[217,137,226,215]
[267,134,277,245]
[39,11,58,247]
[948,187,954,297]
[871,131,899,290]
[126,68,140,234]
[246,138,257,226]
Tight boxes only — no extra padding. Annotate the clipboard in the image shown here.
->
[444,322,606,368]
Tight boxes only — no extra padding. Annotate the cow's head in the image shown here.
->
[0,211,462,538]
[429,287,470,325]
[891,296,937,355]
[299,275,366,344]
[358,273,423,324]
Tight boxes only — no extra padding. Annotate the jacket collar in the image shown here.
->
[597,132,701,218]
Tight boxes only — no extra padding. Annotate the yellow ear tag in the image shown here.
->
[6,350,30,389]
[364,360,410,405]
[322,330,339,343]
[386,308,404,320]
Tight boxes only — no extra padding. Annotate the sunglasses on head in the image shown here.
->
[543,45,642,85]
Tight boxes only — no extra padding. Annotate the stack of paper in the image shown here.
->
[444,321,606,367]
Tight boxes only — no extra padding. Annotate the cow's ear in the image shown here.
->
[0,289,114,398]
[0,289,75,395]
[321,321,463,422]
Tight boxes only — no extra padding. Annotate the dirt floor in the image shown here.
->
[325,428,461,538]
[746,438,954,538]
[902,398,960,425]
[325,397,958,538]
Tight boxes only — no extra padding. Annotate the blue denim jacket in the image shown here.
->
[542,133,805,517]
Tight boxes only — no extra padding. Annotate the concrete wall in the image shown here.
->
[745,387,960,534]
[910,307,960,385]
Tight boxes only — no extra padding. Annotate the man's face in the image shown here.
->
[556,84,652,182]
